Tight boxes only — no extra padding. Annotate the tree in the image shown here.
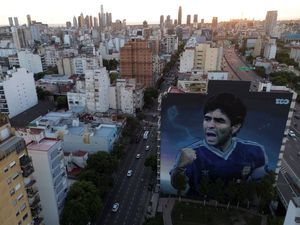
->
[122,116,140,137]
[255,66,266,78]
[34,72,46,81]
[61,199,90,225]
[56,96,68,109]
[36,87,51,100]
[144,87,159,107]
[109,72,118,84]
[86,151,118,174]
[144,154,157,173]
[61,181,103,224]
[111,142,125,159]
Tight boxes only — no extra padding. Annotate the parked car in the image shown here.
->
[288,130,296,137]
[136,154,141,159]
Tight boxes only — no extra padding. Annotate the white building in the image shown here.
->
[263,43,277,59]
[194,43,223,73]
[72,56,102,75]
[283,197,300,225]
[290,47,300,63]
[160,34,178,54]
[207,71,228,80]
[0,68,38,118]
[115,79,144,115]
[179,47,195,73]
[26,129,67,225]
[18,50,45,73]
[85,68,110,113]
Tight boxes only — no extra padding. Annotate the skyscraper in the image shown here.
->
[73,16,78,28]
[13,17,19,26]
[193,14,198,23]
[186,15,191,25]
[160,15,164,26]
[8,17,13,26]
[178,6,182,25]
[265,10,277,36]
[212,17,218,31]
[27,15,31,27]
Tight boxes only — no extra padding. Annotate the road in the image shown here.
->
[96,117,158,225]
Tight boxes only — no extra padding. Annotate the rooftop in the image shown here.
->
[27,138,59,152]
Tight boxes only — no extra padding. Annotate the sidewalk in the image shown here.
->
[157,198,175,225]
[157,197,267,225]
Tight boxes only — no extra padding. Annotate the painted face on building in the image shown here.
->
[203,109,240,151]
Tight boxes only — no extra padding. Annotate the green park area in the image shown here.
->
[172,201,262,225]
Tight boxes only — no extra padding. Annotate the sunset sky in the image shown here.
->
[1,0,299,26]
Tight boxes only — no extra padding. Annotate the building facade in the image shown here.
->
[0,68,38,118]
[120,39,153,87]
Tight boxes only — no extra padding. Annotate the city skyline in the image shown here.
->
[1,0,300,26]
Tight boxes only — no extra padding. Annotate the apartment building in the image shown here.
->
[120,39,153,87]
[0,114,43,225]
[0,68,38,118]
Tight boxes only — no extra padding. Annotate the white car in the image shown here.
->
[127,170,133,177]
[136,154,141,159]
[288,130,296,137]
[146,145,150,151]
[112,203,119,212]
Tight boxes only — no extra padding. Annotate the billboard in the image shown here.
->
[160,80,292,196]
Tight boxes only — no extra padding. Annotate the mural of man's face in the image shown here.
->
[203,109,240,150]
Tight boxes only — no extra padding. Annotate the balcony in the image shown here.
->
[29,195,41,208]
[20,155,34,177]
[33,216,44,225]
[27,186,38,198]
[31,204,42,218]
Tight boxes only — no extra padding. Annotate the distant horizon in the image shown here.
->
[1,17,300,28]
[1,0,300,27]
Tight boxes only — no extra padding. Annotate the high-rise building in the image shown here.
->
[0,114,42,225]
[93,17,98,27]
[186,15,191,25]
[0,68,38,118]
[265,10,277,36]
[13,17,19,26]
[120,39,153,87]
[193,43,223,73]
[193,14,198,23]
[73,16,77,28]
[178,6,182,25]
[253,36,262,57]
[85,68,110,113]
[212,17,218,31]
[27,15,31,27]
[8,17,13,26]
[25,129,67,225]
[160,15,164,26]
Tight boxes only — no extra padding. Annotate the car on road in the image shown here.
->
[146,145,150,151]
[127,170,133,177]
[288,130,296,137]
[112,203,119,212]
[136,153,141,159]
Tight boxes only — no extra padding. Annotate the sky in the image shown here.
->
[1,0,300,26]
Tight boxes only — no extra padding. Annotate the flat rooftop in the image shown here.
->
[27,138,58,152]
[95,126,116,137]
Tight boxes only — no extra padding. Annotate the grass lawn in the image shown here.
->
[172,201,262,225]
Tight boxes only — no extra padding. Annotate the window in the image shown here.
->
[17,193,23,201]
[22,213,28,221]
[12,172,19,180]
[20,203,26,212]
[9,161,16,168]
[10,188,15,196]
[15,183,21,191]
[16,210,20,217]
